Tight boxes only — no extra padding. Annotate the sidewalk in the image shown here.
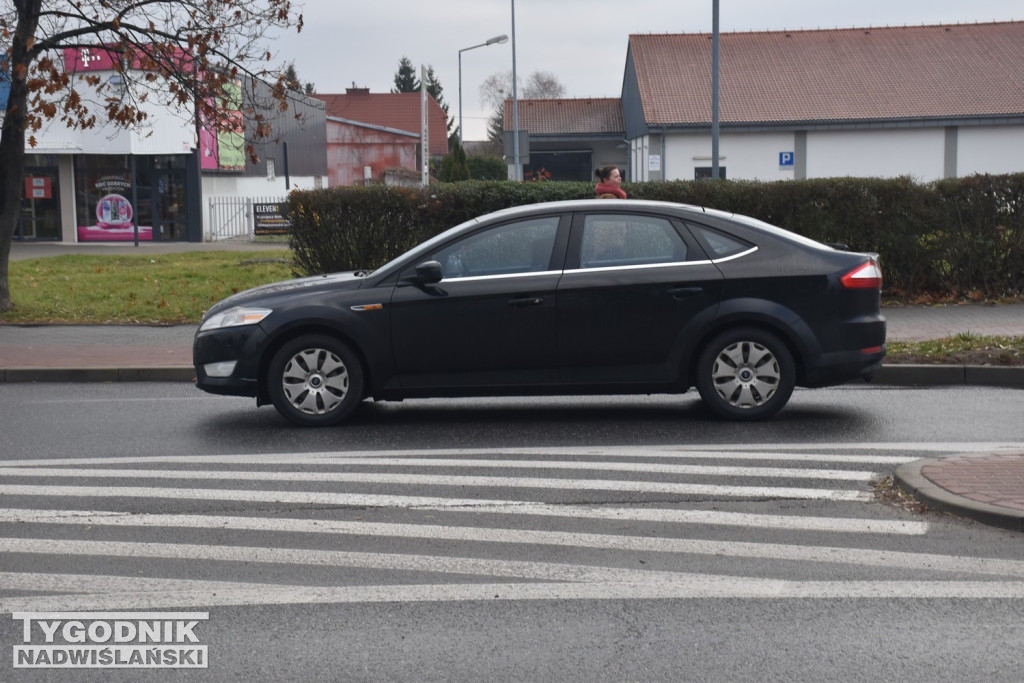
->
[897,452,1024,532]
[2,239,1023,531]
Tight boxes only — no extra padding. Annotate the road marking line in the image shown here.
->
[0,538,689,584]
[0,464,876,482]
[5,578,1024,613]
[2,443,1020,470]
[0,506,927,535]
[0,481,872,501]
[3,443,999,469]
[3,527,1019,578]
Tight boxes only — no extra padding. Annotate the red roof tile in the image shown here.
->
[629,22,1024,125]
[503,98,625,135]
[314,91,449,155]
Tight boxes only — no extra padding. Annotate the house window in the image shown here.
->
[524,151,593,182]
[266,158,276,180]
[694,166,726,180]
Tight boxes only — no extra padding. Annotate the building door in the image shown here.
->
[19,168,62,240]
[151,171,187,241]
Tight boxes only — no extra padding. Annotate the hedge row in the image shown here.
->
[287,174,1024,297]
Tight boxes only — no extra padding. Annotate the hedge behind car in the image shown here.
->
[287,174,1024,299]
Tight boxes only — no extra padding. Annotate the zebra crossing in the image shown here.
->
[3,443,1024,612]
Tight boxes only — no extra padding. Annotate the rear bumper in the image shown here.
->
[801,314,886,387]
[803,345,886,387]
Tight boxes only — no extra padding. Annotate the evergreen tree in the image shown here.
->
[439,138,470,181]
[424,66,456,146]
[283,62,315,95]
[392,57,419,93]
[486,103,505,146]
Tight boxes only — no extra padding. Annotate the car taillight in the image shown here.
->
[840,260,883,289]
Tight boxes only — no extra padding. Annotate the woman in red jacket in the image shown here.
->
[594,165,627,199]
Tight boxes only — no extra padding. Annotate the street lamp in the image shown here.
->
[458,33,508,148]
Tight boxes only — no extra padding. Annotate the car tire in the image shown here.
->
[695,327,796,421]
[267,334,364,427]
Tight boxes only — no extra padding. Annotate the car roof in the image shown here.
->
[499,199,834,251]
[484,198,704,218]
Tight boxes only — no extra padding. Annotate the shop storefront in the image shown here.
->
[73,154,192,242]
[12,44,326,243]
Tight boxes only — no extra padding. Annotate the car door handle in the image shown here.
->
[667,286,703,300]
[507,296,544,308]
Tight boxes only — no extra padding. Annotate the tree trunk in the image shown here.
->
[0,0,42,312]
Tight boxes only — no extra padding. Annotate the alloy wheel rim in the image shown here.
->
[711,341,781,409]
[281,348,350,415]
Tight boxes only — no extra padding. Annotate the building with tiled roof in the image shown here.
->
[625,23,1024,130]
[502,98,627,181]
[509,98,625,136]
[503,21,1024,183]
[314,88,449,186]
[315,89,449,155]
[621,21,1024,182]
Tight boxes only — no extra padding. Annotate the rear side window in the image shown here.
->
[579,215,687,269]
[690,225,752,259]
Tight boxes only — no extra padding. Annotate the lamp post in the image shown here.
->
[511,0,519,180]
[711,0,720,180]
[458,33,508,148]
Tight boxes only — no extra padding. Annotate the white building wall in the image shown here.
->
[717,133,795,181]
[653,126,1024,182]
[200,174,320,240]
[630,136,651,182]
[806,128,945,180]
[663,132,795,181]
[957,125,1024,176]
[32,70,196,156]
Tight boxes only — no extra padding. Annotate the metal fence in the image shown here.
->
[207,196,287,241]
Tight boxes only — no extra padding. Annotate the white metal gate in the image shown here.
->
[207,196,287,241]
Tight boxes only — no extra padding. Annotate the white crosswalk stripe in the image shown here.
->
[2,442,1023,612]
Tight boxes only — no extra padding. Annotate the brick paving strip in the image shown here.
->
[921,454,1024,513]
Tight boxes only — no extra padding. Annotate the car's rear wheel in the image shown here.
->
[267,335,364,427]
[695,327,795,420]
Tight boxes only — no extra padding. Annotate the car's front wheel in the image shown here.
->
[267,335,364,427]
[695,327,795,421]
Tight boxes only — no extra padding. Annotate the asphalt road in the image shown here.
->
[2,383,1024,681]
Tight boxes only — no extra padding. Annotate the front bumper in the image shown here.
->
[192,324,269,397]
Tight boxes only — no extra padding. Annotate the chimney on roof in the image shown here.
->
[347,87,370,95]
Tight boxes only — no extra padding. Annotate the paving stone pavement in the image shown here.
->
[897,453,1024,532]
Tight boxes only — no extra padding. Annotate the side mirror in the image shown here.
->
[413,260,444,285]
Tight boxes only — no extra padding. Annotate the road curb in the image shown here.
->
[895,457,1024,532]
[872,364,1024,388]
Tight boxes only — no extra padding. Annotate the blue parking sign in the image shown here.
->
[779,152,794,167]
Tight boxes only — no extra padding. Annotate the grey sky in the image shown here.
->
[268,1,1022,140]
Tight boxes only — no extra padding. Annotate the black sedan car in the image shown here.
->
[193,199,885,425]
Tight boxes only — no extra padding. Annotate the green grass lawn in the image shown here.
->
[1,251,293,324]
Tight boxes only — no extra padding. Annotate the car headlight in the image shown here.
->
[199,306,272,332]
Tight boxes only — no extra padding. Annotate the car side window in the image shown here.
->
[690,225,752,259]
[579,215,687,269]
[431,217,560,279]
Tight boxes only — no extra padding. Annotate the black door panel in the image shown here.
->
[558,212,723,384]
